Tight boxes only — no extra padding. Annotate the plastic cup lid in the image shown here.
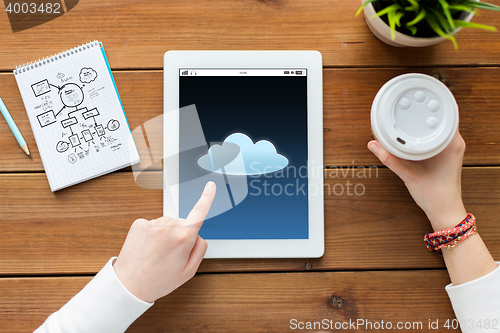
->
[371,73,459,160]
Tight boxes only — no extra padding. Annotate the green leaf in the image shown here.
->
[370,4,402,19]
[406,0,419,11]
[388,10,397,40]
[463,1,500,12]
[426,15,458,50]
[405,24,418,35]
[356,0,377,17]
[448,5,473,13]
[454,19,498,31]
[394,11,404,27]
[406,8,426,26]
[438,0,456,29]
[429,8,453,35]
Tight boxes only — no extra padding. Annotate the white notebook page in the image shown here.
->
[14,41,140,191]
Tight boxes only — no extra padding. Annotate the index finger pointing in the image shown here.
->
[184,181,217,229]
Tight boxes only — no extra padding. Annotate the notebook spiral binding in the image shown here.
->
[14,40,100,75]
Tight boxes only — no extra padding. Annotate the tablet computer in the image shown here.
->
[163,51,323,258]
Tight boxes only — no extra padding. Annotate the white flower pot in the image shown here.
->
[361,0,476,47]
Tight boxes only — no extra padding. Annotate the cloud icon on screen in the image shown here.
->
[198,133,289,175]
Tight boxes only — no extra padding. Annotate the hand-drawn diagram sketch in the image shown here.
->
[29,66,123,164]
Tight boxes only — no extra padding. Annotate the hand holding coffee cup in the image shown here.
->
[368,77,497,292]
[368,73,465,231]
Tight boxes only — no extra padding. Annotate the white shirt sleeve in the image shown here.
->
[34,257,153,333]
[446,262,500,333]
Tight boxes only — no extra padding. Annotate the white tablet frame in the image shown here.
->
[164,51,324,258]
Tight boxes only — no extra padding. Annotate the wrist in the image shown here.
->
[426,204,467,231]
[113,259,155,303]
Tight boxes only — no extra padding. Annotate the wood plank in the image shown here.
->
[1,0,500,70]
[2,67,500,171]
[0,168,499,275]
[0,270,459,333]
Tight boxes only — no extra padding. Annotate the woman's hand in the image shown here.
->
[368,131,467,231]
[113,181,216,303]
[368,132,497,285]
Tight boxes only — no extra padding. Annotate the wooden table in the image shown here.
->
[1,1,500,331]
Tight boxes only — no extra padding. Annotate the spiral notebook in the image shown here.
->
[14,41,140,191]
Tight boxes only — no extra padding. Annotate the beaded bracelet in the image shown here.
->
[423,213,476,253]
[433,226,477,252]
[423,213,475,248]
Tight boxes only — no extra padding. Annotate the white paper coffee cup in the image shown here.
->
[371,73,459,161]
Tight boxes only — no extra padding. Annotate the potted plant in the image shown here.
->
[357,0,500,49]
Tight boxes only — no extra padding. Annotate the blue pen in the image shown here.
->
[0,97,30,157]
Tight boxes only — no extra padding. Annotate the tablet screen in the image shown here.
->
[179,69,308,239]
